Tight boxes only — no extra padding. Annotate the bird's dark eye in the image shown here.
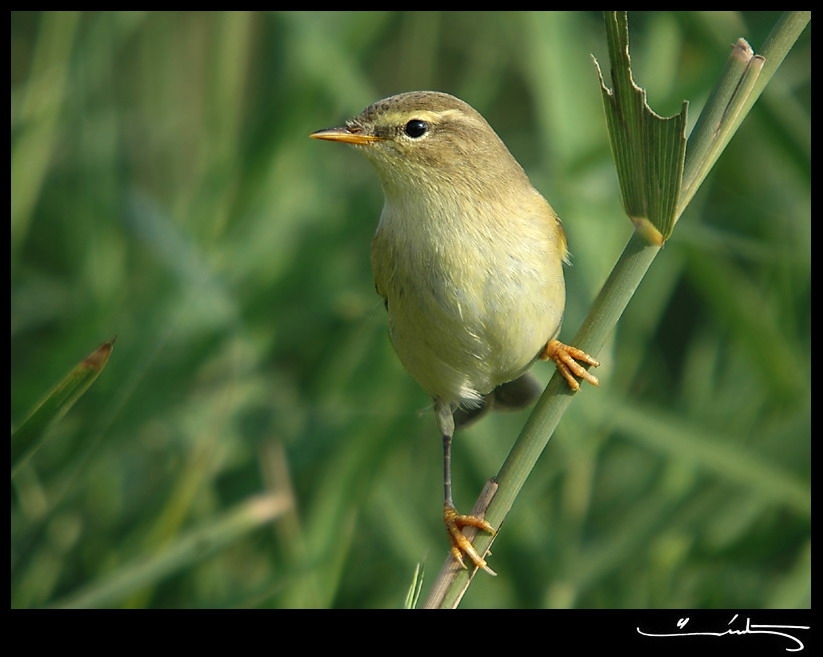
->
[404,119,428,138]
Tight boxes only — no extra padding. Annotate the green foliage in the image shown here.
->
[597,11,687,244]
[11,11,809,609]
[12,338,115,477]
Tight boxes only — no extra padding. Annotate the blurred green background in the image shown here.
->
[11,11,810,609]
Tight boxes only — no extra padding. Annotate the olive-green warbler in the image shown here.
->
[311,91,599,575]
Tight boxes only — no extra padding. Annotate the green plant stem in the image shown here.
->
[424,10,810,609]
[425,231,659,608]
[680,11,810,215]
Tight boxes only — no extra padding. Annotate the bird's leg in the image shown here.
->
[540,339,600,391]
[437,400,497,576]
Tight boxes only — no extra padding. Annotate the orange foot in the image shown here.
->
[444,505,497,576]
[541,339,600,391]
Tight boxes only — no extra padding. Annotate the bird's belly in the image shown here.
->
[381,254,563,407]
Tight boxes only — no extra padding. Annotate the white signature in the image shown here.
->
[637,614,809,652]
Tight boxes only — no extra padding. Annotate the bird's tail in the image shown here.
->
[453,372,542,429]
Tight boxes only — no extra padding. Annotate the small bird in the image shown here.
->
[311,91,599,575]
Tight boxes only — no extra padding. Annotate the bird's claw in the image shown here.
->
[444,505,497,576]
[541,339,600,391]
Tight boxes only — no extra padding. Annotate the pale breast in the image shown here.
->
[371,195,566,406]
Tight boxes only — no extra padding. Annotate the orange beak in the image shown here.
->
[310,127,382,145]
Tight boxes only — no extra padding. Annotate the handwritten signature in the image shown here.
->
[637,614,809,652]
